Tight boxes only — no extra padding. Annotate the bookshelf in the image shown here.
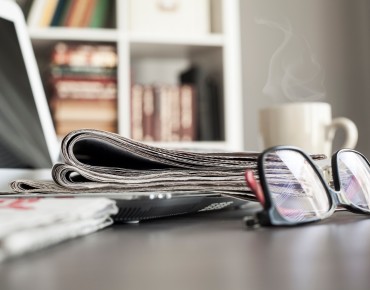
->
[25,0,244,151]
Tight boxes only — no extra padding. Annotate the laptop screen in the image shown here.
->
[0,17,53,168]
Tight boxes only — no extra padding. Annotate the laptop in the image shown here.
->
[0,0,59,188]
[0,0,247,222]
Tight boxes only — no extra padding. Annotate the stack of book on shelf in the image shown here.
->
[27,0,112,28]
[130,84,197,142]
[50,42,118,137]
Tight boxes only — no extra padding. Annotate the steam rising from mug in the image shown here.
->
[256,19,326,102]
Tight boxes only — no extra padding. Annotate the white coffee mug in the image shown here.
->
[259,102,358,156]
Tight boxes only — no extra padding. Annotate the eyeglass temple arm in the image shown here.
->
[245,171,265,206]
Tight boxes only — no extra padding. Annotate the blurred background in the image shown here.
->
[241,0,370,158]
[15,0,370,157]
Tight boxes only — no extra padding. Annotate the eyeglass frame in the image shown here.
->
[245,146,370,227]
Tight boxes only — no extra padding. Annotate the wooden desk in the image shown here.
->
[1,207,370,290]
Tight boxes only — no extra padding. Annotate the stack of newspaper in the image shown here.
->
[0,197,118,262]
[9,129,326,200]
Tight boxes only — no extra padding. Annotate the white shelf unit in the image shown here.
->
[28,0,244,151]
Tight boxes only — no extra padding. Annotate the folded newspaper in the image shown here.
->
[0,197,118,262]
[9,129,326,199]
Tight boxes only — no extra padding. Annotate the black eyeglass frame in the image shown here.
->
[250,146,370,227]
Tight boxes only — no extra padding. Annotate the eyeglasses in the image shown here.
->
[244,146,370,227]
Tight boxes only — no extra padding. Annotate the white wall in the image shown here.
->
[240,0,370,157]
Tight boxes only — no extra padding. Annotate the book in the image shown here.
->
[51,98,117,121]
[8,129,327,197]
[51,97,118,136]
[38,0,58,27]
[80,0,96,27]
[142,85,155,141]
[62,0,78,26]
[56,0,73,26]
[50,65,117,79]
[67,0,90,27]
[169,86,181,141]
[52,78,117,99]
[27,0,48,27]
[55,120,117,136]
[180,65,222,141]
[130,84,144,141]
[205,76,223,140]
[180,85,196,141]
[158,85,171,141]
[51,42,118,68]
[130,84,196,142]
[50,0,67,26]
[89,0,110,28]
[48,42,118,137]
[0,197,117,262]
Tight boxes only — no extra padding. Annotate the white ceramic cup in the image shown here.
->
[259,102,358,156]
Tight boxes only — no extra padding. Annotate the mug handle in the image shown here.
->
[327,117,358,149]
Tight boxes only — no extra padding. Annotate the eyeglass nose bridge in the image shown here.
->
[321,165,333,185]
[319,164,350,207]
[331,187,354,208]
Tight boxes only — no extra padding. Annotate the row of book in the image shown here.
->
[49,42,118,136]
[27,0,112,28]
[47,43,222,141]
[131,84,197,142]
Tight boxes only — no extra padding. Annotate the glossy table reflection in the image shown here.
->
[1,205,370,290]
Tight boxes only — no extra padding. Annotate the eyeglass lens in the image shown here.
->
[263,150,331,222]
[337,151,370,210]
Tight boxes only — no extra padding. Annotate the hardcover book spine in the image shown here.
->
[51,43,118,68]
[142,85,155,141]
[89,0,110,28]
[80,0,96,27]
[50,66,117,79]
[52,79,117,99]
[153,85,161,141]
[180,85,196,141]
[169,86,181,141]
[52,98,117,121]
[50,0,67,26]
[38,0,58,27]
[159,85,172,142]
[63,0,78,26]
[131,85,144,141]
[68,0,89,27]
[56,120,117,136]
[57,0,73,26]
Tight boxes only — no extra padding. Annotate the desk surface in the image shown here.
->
[1,206,370,290]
